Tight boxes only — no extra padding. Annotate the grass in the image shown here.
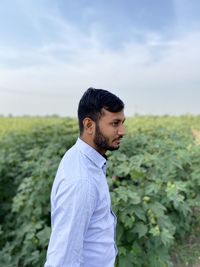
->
[0,116,77,137]
[171,212,200,267]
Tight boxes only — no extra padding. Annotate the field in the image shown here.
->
[0,115,200,267]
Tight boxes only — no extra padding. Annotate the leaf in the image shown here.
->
[149,225,160,237]
[133,223,148,238]
[148,202,166,217]
[160,228,174,246]
[118,252,135,267]
[132,206,146,221]
[36,226,51,245]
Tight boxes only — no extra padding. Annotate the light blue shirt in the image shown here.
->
[44,138,117,267]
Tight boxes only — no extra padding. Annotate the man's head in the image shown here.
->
[78,87,125,154]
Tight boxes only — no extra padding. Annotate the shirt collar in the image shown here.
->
[75,138,106,169]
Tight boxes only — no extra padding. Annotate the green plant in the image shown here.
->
[1,116,200,267]
[107,128,200,267]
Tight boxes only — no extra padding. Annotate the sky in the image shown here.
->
[0,0,200,117]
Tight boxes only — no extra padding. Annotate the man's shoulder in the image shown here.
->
[61,142,79,161]
[58,144,90,178]
[61,141,95,168]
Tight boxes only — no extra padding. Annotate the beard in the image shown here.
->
[94,123,121,151]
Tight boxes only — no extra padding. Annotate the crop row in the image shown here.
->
[0,116,200,267]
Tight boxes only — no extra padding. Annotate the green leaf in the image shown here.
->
[160,228,174,246]
[149,225,160,237]
[132,206,146,221]
[133,223,148,238]
[148,202,166,217]
[36,226,51,245]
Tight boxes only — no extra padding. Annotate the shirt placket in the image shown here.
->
[103,161,118,256]
[111,208,118,256]
[102,162,107,175]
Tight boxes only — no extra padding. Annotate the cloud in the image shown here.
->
[1,29,200,89]
[0,0,200,115]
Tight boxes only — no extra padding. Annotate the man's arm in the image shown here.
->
[44,178,96,267]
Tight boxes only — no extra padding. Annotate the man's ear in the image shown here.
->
[82,117,95,135]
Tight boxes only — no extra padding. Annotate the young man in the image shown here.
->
[44,88,125,267]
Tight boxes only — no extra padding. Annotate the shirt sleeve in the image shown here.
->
[44,178,97,267]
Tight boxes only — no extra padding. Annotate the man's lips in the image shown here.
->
[113,138,122,143]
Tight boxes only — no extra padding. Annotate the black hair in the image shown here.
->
[78,87,124,134]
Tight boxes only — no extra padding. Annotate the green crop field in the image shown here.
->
[0,116,200,267]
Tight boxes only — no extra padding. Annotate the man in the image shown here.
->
[44,88,125,267]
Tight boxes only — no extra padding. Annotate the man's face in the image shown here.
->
[93,109,126,153]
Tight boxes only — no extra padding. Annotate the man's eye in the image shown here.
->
[112,122,119,127]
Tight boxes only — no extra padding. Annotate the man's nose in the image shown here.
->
[118,124,126,136]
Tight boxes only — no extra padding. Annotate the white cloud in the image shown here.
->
[0,1,200,116]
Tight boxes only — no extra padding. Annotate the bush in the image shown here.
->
[0,121,78,267]
[107,128,200,267]
[1,117,200,267]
